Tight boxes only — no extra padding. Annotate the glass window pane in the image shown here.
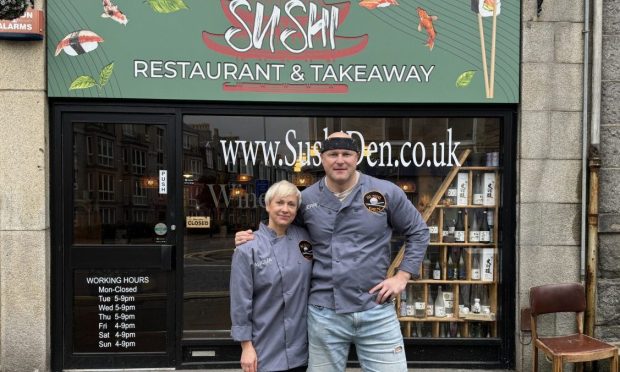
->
[182,115,502,340]
[73,123,168,244]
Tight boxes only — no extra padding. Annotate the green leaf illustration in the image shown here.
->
[146,0,189,13]
[99,62,115,87]
[69,76,97,90]
[456,70,476,88]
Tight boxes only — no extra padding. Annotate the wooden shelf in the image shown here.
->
[409,280,497,284]
[389,150,502,339]
[429,243,496,247]
[435,205,496,209]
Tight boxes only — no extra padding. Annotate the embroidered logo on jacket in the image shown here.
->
[363,191,387,213]
[299,240,313,260]
[253,257,273,269]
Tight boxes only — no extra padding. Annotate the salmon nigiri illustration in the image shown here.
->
[55,30,104,56]
[101,0,128,25]
[417,7,438,51]
[359,0,399,10]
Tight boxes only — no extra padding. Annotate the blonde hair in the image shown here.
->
[264,180,301,208]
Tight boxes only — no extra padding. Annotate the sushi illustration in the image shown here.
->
[417,7,438,51]
[55,30,104,57]
[101,0,128,25]
[358,0,399,10]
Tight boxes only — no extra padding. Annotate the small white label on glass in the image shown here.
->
[159,170,168,194]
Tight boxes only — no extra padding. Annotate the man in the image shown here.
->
[236,131,429,371]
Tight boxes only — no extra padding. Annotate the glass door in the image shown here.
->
[60,113,177,369]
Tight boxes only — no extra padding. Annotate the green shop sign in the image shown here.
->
[47,0,520,103]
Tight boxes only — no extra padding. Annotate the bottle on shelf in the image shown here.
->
[472,297,481,314]
[458,250,467,280]
[422,253,431,279]
[435,286,446,317]
[447,251,456,280]
[487,210,495,243]
[450,322,458,338]
[454,210,465,243]
[416,322,423,338]
[444,285,454,318]
[433,258,442,280]
[457,172,468,206]
[428,213,439,242]
[469,210,480,243]
[426,287,434,317]
[406,285,415,316]
[446,180,458,205]
[443,215,455,243]
[399,288,408,317]
[414,287,426,318]
[473,173,484,205]
[479,209,490,243]
[472,250,481,280]
[460,284,471,313]
[483,172,496,206]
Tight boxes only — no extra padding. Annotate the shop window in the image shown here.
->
[181,114,503,344]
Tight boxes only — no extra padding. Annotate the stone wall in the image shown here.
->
[517,0,585,371]
[597,0,620,347]
[0,1,50,371]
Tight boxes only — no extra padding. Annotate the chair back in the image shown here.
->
[529,282,586,316]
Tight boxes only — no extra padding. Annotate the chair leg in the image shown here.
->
[612,350,618,372]
[532,345,538,372]
[553,356,563,372]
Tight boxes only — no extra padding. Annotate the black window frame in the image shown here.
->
[51,100,516,371]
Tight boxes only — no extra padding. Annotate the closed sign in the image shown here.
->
[186,216,210,229]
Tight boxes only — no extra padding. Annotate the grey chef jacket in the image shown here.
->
[230,222,313,372]
[299,173,429,314]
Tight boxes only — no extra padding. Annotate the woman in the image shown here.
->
[230,180,313,372]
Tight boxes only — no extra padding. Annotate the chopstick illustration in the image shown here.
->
[472,0,501,99]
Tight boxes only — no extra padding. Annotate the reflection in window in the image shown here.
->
[73,123,168,244]
[97,138,114,167]
[98,174,114,201]
[132,149,146,175]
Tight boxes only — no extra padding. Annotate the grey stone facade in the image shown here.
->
[597,0,620,348]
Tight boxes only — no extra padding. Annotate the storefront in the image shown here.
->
[47,0,520,370]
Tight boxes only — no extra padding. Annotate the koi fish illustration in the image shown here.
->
[358,0,399,10]
[101,0,128,25]
[55,30,104,56]
[417,7,438,51]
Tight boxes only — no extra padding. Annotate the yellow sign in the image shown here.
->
[186,216,211,229]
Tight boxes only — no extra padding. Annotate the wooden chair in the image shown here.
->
[529,282,618,372]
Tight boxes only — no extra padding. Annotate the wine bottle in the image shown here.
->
[487,210,494,243]
[454,210,465,243]
[426,288,434,316]
[428,214,439,242]
[472,251,481,280]
[405,285,414,316]
[433,259,442,280]
[399,289,408,317]
[447,251,456,280]
[435,286,446,317]
[473,173,484,205]
[458,251,467,280]
[479,209,490,243]
[469,210,480,243]
[422,253,431,280]
[444,285,454,318]
[414,287,426,318]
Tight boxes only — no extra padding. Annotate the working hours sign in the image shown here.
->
[47,0,519,103]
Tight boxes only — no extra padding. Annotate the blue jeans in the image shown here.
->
[307,302,407,372]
